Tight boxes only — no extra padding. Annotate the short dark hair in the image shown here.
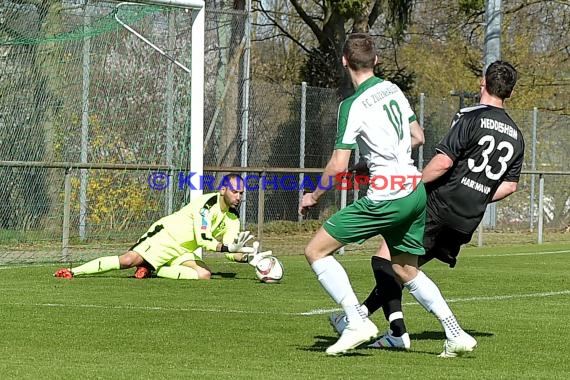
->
[485,61,518,100]
[342,33,376,71]
[220,173,244,190]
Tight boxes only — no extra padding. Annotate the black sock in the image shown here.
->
[362,286,383,316]
[363,284,405,317]
[370,256,406,336]
[388,312,406,337]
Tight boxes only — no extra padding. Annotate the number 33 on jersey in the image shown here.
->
[427,104,525,233]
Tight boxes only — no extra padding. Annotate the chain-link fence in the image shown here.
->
[0,1,249,263]
[0,2,568,264]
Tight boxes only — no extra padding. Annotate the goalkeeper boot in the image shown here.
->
[54,268,74,279]
[325,318,379,356]
[329,312,348,335]
[134,266,152,279]
[368,330,411,350]
[439,332,477,358]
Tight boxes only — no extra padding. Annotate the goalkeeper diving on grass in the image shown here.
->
[54,173,270,280]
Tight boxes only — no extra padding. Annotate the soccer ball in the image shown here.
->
[255,256,284,283]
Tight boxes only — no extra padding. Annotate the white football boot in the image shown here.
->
[439,332,477,358]
[325,318,379,356]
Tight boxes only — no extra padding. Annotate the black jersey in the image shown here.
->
[426,104,525,234]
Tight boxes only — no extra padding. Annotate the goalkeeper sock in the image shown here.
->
[156,265,199,280]
[71,256,120,276]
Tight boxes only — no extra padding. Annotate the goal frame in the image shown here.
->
[114,0,205,200]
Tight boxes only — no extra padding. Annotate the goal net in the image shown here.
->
[0,1,247,264]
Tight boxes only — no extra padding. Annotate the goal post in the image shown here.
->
[116,0,205,200]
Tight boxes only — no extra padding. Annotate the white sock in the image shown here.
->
[404,270,464,339]
[311,256,366,324]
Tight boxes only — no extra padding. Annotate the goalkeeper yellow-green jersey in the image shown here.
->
[143,192,240,253]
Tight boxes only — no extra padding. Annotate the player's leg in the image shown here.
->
[406,222,476,356]
[359,205,438,314]
[306,204,379,355]
[156,253,211,280]
[359,192,437,317]
[420,216,472,269]
[417,209,439,267]
[369,203,424,350]
[131,223,165,278]
[54,250,145,278]
[327,192,423,345]
[359,240,393,316]
[328,241,408,337]
[332,240,406,327]
[364,244,410,348]
[402,265,476,357]
[355,182,425,350]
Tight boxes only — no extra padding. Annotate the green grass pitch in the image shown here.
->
[1,240,569,379]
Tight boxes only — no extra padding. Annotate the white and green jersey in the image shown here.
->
[335,76,421,201]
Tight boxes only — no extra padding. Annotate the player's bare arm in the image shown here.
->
[299,148,351,215]
[421,152,453,184]
[491,181,518,202]
[410,120,425,149]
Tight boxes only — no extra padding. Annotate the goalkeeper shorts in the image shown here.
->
[130,223,202,269]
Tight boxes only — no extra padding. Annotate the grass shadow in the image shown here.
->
[296,335,374,356]
[211,271,238,279]
[410,329,494,341]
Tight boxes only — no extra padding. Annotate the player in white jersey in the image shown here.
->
[299,33,429,355]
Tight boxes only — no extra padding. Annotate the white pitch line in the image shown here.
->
[4,302,284,315]
[3,290,569,317]
[298,290,570,316]
[0,264,50,270]
[477,249,570,257]
[334,249,570,262]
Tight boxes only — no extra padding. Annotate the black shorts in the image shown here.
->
[420,208,473,268]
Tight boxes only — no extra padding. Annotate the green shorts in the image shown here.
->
[323,182,426,256]
[130,223,202,269]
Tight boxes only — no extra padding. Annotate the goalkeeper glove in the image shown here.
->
[226,231,254,253]
[224,238,260,263]
[247,241,273,267]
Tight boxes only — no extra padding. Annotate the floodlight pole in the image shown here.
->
[484,0,502,72]
[483,0,502,231]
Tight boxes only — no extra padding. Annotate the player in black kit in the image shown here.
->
[420,60,524,268]
[330,61,523,357]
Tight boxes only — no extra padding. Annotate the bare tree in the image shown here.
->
[253,0,415,97]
